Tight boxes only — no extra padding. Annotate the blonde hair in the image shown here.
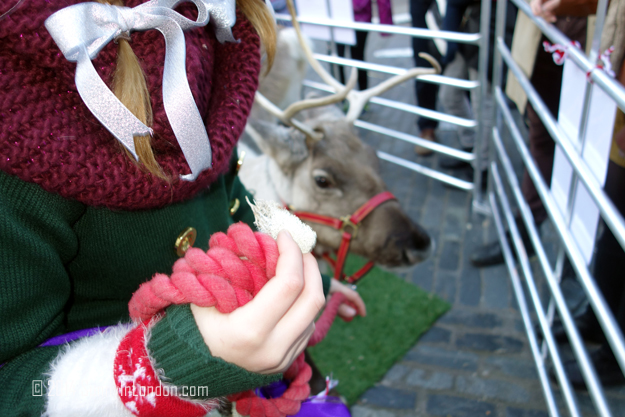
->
[99,0,276,180]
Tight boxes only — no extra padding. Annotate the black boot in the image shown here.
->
[559,345,625,389]
[546,308,605,345]
[470,217,536,267]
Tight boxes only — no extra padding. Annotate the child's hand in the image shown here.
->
[329,278,367,320]
[190,231,325,374]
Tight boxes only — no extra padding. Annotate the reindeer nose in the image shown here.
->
[396,229,432,265]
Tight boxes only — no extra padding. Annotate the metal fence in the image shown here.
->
[489,0,625,415]
[279,0,625,413]
[275,9,491,201]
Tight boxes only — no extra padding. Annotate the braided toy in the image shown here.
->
[128,201,347,417]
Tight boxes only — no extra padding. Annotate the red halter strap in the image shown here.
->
[290,191,396,283]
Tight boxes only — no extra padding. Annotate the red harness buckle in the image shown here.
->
[291,191,397,283]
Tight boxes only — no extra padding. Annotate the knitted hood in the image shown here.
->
[0,0,261,210]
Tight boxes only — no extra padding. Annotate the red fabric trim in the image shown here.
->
[114,322,208,417]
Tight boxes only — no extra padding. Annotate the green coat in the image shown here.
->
[0,153,330,415]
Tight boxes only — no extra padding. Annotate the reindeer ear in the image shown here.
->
[245,119,309,172]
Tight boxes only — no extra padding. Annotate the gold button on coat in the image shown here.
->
[236,150,246,174]
[229,198,240,216]
[175,227,197,257]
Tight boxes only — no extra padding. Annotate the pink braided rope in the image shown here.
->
[128,222,346,417]
[129,222,278,320]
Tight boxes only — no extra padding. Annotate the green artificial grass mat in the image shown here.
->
[308,255,450,405]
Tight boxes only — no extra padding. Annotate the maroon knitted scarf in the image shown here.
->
[0,0,261,210]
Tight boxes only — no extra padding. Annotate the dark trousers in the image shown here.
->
[410,0,439,131]
[441,0,473,66]
[337,30,369,91]
[594,161,625,332]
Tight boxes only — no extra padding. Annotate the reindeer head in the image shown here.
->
[247,107,433,267]
[243,0,440,268]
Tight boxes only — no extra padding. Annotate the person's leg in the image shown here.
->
[563,161,625,388]
[441,0,471,66]
[350,30,369,91]
[438,54,475,168]
[336,43,347,86]
[411,0,439,155]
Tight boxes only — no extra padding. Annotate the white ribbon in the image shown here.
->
[45,0,237,181]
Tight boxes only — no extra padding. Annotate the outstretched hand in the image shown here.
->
[329,278,367,320]
[190,231,325,374]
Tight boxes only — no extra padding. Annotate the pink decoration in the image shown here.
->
[128,222,348,417]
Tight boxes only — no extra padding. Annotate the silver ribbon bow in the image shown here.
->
[45,0,237,181]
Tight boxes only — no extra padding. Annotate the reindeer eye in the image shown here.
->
[314,176,332,189]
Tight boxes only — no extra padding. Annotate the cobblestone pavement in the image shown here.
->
[301,19,625,417]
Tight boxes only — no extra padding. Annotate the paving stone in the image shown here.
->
[430,177,447,198]
[410,259,434,292]
[482,264,511,309]
[427,394,498,417]
[439,309,502,329]
[409,175,430,209]
[350,405,397,417]
[406,369,454,390]
[434,271,458,302]
[510,292,520,311]
[506,407,549,417]
[484,356,539,380]
[360,386,416,410]
[456,333,524,353]
[383,364,410,383]
[443,211,465,240]
[419,326,452,343]
[456,375,531,403]
[439,241,461,271]
[421,195,446,230]
[404,345,479,371]
[459,266,482,306]
[448,188,470,209]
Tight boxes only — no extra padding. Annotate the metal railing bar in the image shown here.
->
[488,171,564,417]
[541,249,570,361]
[311,54,480,90]
[274,13,482,44]
[355,120,475,161]
[498,37,625,256]
[588,0,609,63]
[303,80,477,128]
[496,88,623,414]
[509,0,625,110]
[377,151,474,191]
[490,135,583,417]
[472,0,493,207]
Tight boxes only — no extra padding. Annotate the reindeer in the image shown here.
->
[239,5,441,278]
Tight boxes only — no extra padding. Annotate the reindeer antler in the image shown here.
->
[285,0,441,123]
[253,65,358,141]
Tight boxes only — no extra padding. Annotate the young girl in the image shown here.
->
[0,0,364,415]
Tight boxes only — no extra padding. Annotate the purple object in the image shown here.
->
[39,326,111,347]
[297,397,351,417]
[1,326,110,369]
[254,380,351,416]
[255,380,289,399]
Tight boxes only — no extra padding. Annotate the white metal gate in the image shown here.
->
[279,0,625,413]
